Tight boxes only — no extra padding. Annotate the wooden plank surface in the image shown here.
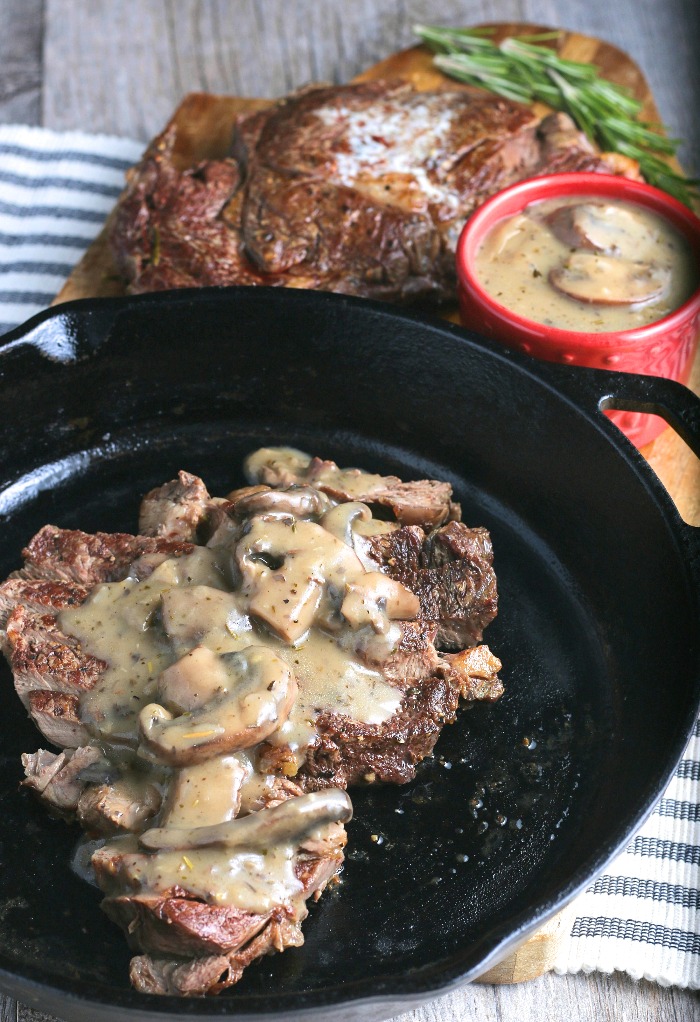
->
[51,22,700,532]
[1,2,700,1020]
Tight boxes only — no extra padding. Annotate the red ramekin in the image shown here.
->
[455,172,700,448]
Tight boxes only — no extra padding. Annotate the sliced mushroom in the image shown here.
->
[320,501,372,547]
[160,585,251,649]
[224,483,270,504]
[155,645,231,713]
[550,252,670,305]
[138,645,297,766]
[545,202,656,259]
[235,517,364,642]
[243,447,313,487]
[340,571,419,632]
[160,754,249,828]
[139,788,353,852]
[233,485,332,521]
[237,516,419,642]
[480,212,534,259]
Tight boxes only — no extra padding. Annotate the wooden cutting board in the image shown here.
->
[49,23,700,984]
[52,22,700,528]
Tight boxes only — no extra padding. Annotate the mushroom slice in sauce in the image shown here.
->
[232,486,332,521]
[160,755,249,829]
[545,201,661,259]
[160,585,251,649]
[140,788,352,853]
[236,516,418,644]
[341,571,419,631]
[549,252,671,305]
[138,645,297,766]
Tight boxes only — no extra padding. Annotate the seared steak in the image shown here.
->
[138,470,216,542]
[19,526,194,585]
[110,80,641,303]
[366,520,498,649]
[2,452,503,994]
[284,643,502,789]
[243,447,457,529]
[5,604,106,704]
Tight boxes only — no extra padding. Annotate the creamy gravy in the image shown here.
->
[161,754,249,828]
[59,464,419,912]
[96,789,352,914]
[474,196,698,332]
[244,446,387,499]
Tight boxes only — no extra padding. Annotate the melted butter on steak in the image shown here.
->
[314,93,463,211]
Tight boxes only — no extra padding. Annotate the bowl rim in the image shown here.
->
[455,171,700,350]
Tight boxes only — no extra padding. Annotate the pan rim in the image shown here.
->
[0,285,698,1019]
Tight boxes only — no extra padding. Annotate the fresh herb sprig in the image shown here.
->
[414,24,698,207]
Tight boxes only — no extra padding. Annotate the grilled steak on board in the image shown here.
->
[110,80,641,303]
[0,452,502,995]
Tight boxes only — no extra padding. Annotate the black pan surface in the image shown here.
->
[0,287,698,1022]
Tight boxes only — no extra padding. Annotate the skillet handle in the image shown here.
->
[536,362,700,574]
[597,372,700,459]
[533,362,700,456]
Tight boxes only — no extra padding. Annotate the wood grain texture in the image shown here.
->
[2,1,700,1020]
[8,973,700,1022]
[0,0,43,125]
[37,0,699,177]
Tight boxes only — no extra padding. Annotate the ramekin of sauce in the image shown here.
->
[456,173,700,448]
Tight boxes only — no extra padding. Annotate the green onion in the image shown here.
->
[414,24,698,207]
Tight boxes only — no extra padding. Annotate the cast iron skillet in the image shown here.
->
[0,286,698,1022]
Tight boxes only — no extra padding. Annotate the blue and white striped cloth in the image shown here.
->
[551,718,700,988]
[0,124,142,335]
[1,123,699,996]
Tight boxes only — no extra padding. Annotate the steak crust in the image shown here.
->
[110,80,641,304]
[367,521,498,649]
[20,525,194,585]
[6,605,107,702]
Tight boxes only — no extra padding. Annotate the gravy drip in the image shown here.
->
[59,471,419,913]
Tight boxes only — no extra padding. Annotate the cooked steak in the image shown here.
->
[367,520,498,649]
[19,525,194,585]
[22,745,107,819]
[128,915,304,996]
[26,690,89,749]
[243,446,456,529]
[110,125,265,296]
[110,80,641,304]
[0,577,89,633]
[2,451,503,994]
[93,795,348,996]
[5,604,107,704]
[284,643,502,789]
[138,470,216,542]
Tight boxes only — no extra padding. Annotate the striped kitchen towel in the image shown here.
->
[0,123,142,335]
[550,717,700,988]
[1,123,700,997]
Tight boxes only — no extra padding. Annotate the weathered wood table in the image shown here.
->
[1,2,699,1020]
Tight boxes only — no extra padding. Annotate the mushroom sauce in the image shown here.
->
[474,196,698,332]
[59,453,420,914]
